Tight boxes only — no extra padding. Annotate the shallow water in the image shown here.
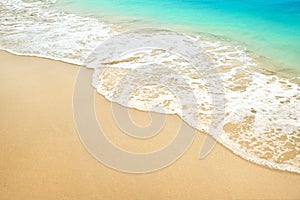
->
[56,0,300,73]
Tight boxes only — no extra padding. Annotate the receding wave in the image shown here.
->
[0,0,299,173]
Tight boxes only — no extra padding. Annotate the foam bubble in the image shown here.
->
[91,46,300,173]
[0,0,119,64]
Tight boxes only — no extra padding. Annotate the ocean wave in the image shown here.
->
[0,0,299,173]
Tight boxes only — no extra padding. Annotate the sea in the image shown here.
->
[0,0,299,173]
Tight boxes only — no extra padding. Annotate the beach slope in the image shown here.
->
[0,51,299,199]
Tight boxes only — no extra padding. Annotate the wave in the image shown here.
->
[0,0,299,173]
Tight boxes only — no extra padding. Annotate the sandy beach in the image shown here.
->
[0,50,299,199]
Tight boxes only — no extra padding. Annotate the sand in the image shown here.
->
[0,50,299,199]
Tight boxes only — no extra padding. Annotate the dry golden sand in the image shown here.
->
[0,51,299,199]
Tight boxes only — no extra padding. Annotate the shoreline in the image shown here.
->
[0,50,299,199]
[1,50,299,174]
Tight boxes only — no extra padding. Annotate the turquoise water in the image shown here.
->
[56,0,300,72]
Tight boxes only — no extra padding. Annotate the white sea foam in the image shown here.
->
[0,0,119,64]
[0,0,299,173]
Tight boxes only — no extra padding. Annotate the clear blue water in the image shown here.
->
[57,0,300,72]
